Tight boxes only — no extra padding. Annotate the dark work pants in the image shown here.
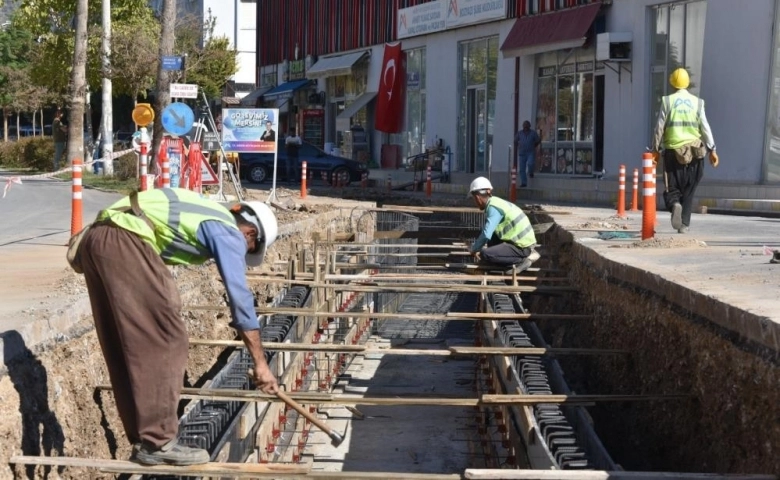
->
[662,149,704,227]
[480,237,533,267]
[286,152,300,182]
[78,223,187,448]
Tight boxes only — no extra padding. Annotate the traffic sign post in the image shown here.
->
[161,56,183,71]
[131,103,155,127]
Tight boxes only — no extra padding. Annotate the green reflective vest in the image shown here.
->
[486,196,536,249]
[96,188,238,266]
[662,90,703,150]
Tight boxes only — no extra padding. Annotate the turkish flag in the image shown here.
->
[375,42,406,134]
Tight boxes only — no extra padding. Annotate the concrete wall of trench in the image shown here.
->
[0,209,356,479]
[533,222,779,474]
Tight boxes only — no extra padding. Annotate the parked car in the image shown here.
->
[238,140,369,185]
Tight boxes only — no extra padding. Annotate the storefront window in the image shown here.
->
[764,0,780,183]
[649,1,707,137]
[457,36,498,173]
[391,48,427,160]
[536,48,600,175]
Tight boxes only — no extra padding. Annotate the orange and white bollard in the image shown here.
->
[361,172,368,189]
[510,164,517,203]
[425,165,432,197]
[160,144,171,189]
[630,168,639,211]
[300,161,307,200]
[71,157,83,236]
[617,164,626,218]
[641,153,656,240]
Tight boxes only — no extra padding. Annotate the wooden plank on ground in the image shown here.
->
[464,470,776,480]
[9,456,309,478]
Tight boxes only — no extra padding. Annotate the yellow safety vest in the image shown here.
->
[97,188,238,265]
[662,90,703,150]
[486,197,536,249]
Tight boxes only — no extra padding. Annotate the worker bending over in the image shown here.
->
[468,176,539,270]
[651,67,719,233]
[70,188,279,466]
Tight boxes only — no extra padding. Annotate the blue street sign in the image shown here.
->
[161,103,195,136]
[162,55,183,71]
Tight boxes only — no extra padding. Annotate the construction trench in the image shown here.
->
[2,197,778,479]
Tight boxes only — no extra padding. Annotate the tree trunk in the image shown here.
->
[67,0,89,166]
[101,0,114,176]
[152,0,176,172]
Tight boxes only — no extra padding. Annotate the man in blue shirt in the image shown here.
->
[468,177,539,270]
[515,121,541,187]
[73,189,280,466]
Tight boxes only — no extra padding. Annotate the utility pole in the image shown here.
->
[152,0,176,167]
[101,0,114,175]
[67,0,88,167]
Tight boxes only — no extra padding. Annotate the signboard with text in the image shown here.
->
[222,108,279,153]
[397,0,506,39]
[170,83,198,99]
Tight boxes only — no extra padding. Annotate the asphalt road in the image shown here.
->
[0,176,121,325]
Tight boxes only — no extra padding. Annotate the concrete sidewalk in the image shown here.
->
[545,206,780,355]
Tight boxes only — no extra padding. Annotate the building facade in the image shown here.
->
[255,0,780,200]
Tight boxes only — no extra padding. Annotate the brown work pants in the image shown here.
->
[78,223,187,448]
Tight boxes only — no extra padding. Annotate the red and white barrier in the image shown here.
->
[630,168,639,212]
[425,165,432,197]
[510,164,517,203]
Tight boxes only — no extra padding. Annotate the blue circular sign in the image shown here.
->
[161,102,195,136]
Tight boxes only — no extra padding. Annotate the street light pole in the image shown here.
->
[101,0,114,175]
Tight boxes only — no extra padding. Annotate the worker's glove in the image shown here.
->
[651,150,660,166]
[710,150,719,168]
[473,251,481,262]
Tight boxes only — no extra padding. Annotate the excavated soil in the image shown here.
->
[531,229,779,474]
[0,201,358,480]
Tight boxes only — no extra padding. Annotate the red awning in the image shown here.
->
[500,3,602,58]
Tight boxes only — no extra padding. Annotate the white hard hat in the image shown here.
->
[469,176,493,195]
[236,201,278,267]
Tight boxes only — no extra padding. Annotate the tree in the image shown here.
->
[66,0,87,165]
[174,13,238,99]
[0,22,37,141]
[111,16,160,102]
[151,0,175,164]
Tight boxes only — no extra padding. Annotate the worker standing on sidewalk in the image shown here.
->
[468,176,539,270]
[69,188,279,466]
[651,67,719,234]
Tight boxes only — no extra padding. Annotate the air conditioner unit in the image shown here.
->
[596,32,632,62]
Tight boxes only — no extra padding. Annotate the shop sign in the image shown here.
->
[398,1,446,39]
[397,0,506,39]
[445,0,506,29]
[559,64,576,75]
[538,66,556,77]
[261,73,277,88]
[407,71,421,90]
[288,59,306,81]
[577,61,594,73]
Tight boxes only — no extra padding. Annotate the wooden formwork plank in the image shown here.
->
[187,306,593,322]
[464,470,776,480]
[9,456,309,477]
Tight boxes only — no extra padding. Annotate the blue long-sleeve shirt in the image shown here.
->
[197,220,259,332]
[471,206,502,253]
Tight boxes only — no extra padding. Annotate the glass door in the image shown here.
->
[466,87,487,173]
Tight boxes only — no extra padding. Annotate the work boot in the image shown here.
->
[678,225,689,234]
[131,438,210,466]
[671,203,683,230]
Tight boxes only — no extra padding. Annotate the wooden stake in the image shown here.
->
[464,469,776,480]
